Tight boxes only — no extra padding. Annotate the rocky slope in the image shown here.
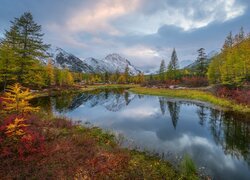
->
[49,48,141,75]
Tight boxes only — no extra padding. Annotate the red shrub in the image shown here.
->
[0,96,4,110]
[181,76,208,87]
[0,114,45,160]
[164,79,181,86]
[216,87,250,105]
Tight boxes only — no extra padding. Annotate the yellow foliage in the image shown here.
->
[3,83,39,114]
[46,59,55,86]
[5,117,28,137]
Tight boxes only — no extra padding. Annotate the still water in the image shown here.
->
[32,89,250,179]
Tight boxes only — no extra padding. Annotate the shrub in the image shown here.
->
[0,114,44,160]
[181,76,208,87]
[216,87,250,105]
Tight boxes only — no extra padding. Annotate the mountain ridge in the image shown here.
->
[46,48,142,75]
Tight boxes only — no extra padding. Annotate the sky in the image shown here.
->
[0,0,250,71]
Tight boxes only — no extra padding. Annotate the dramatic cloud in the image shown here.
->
[0,0,249,70]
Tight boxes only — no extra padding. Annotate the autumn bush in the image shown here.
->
[181,76,209,87]
[0,114,45,160]
[0,96,3,110]
[0,83,44,160]
[216,86,250,105]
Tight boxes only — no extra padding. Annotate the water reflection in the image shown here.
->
[31,89,250,179]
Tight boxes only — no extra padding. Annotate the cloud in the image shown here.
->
[118,0,247,34]
[48,0,246,36]
[63,0,140,35]
[1,0,248,71]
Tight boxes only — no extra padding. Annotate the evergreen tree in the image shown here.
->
[4,12,50,84]
[168,48,179,71]
[238,27,245,42]
[104,71,109,83]
[167,101,180,129]
[167,48,179,79]
[159,59,166,81]
[196,48,207,77]
[124,65,130,83]
[222,32,233,50]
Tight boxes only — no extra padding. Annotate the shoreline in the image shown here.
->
[31,84,250,115]
[129,86,250,115]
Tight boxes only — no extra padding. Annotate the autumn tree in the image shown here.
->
[3,83,39,115]
[124,65,130,83]
[208,28,250,87]
[3,12,50,85]
[117,75,126,84]
[46,59,55,86]
[0,42,17,91]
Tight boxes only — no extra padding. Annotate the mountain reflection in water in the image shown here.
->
[31,89,250,180]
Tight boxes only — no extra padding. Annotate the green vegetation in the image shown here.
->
[208,28,250,87]
[180,154,198,180]
[130,86,250,113]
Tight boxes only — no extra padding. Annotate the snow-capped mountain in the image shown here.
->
[66,91,136,112]
[49,48,141,75]
[53,48,94,73]
[101,53,141,75]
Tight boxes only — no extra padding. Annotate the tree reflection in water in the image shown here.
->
[32,90,250,168]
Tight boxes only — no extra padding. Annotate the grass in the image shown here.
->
[130,86,250,114]
[180,154,198,180]
[0,112,180,179]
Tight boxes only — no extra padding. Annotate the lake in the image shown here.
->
[32,89,250,180]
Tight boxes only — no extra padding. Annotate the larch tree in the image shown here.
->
[124,65,130,83]
[0,42,17,91]
[208,28,250,87]
[4,12,50,85]
[46,59,55,86]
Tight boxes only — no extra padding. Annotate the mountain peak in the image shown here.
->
[47,48,142,75]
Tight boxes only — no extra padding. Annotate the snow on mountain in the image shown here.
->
[53,48,94,73]
[67,91,136,112]
[101,53,141,75]
[49,48,141,75]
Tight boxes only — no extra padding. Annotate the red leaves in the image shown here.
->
[216,87,250,105]
[87,152,129,176]
[181,76,209,87]
[0,97,3,110]
[0,114,45,160]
